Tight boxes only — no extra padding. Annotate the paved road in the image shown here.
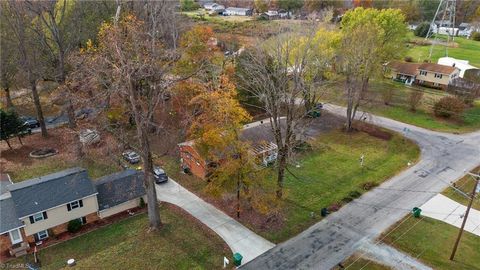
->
[243,104,480,270]
[155,179,275,264]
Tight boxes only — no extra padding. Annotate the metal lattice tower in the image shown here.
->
[425,0,457,60]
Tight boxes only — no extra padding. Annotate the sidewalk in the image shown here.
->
[155,179,275,264]
[419,194,480,236]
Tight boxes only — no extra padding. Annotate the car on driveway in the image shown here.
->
[122,150,141,164]
[153,166,168,184]
[21,116,40,128]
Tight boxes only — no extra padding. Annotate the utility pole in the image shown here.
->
[449,171,479,261]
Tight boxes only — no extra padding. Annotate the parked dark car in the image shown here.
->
[153,166,168,184]
[21,116,40,128]
[306,103,323,118]
[122,150,141,164]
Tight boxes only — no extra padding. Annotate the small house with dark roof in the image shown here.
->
[178,118,281,179]
[95,170,146,218]
[0,168,147,259]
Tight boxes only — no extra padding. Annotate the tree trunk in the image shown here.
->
[5,139,12,150]
[276,149,287,198]
[66,99,76,128]
[4,88,14,108]
[237,171,241,218]
[128,85,161,230]
[31,81,48,137]
[17,136,23,145]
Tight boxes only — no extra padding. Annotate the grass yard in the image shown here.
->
[406,33,480,67]
[262,130,419,242]
[166,128,419,243]
[442,166,480,211]
[338,256,390,270]
[382,216,480,270]
[11,204,230,270]
[325,79,480,133]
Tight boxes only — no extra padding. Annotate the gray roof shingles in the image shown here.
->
[0,198,24,234]
[8,167,97,218]
[95,169,146,211]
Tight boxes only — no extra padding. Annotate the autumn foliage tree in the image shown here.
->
[77,15,181,230]
[189,75,255,218]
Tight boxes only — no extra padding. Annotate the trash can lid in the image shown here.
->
[233,253,243,259]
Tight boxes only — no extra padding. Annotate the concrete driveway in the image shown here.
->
[155,179,275,264]
[243,104,480,269]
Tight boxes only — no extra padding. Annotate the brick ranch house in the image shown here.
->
[0,168,146,259]
[178,119,281,179]
[388,61,460,90]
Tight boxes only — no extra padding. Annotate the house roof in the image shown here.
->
[95,169,145,211]
[225,7,252,12]
[0,173,12,197]
[0,198,23,234]
[388,61,420,76]
[8,167,97,218]
[418,62,457,75]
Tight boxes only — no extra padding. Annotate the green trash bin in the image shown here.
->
[412,207,421,218]
[233,253,243,266]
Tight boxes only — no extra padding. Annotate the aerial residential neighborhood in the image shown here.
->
[0,0,479,270]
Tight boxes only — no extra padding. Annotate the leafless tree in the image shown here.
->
[0,7,17,109]
[236,30,320,198]
[4,1,48,137]
[73,11,185,229]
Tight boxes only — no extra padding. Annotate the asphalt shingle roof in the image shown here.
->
[95,169,146,211]
[0,198,23,234]
[8,167,97,218]
[418,63,457,75]
[388,61,421,76]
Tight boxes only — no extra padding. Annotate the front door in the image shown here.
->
[9,228,23,245]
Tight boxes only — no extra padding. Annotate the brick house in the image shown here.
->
[0,168,146,259]
[178,119,280,179]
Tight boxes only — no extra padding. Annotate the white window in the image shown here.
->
[433,82,439,86]
[9,229,23,244]
[33,212,44,222]
[67,200,83,211]
[434,73,442,79]
[37,230,48,240]
[419,70,427,76]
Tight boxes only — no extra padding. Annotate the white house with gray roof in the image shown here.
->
[0,168,146,259]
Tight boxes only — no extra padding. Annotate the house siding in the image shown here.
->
[98,196,145,219]
[22,196,98,236]
[179,145,207,179]
[416,69,459,88]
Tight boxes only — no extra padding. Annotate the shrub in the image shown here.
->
[414,22,431,38]
[67,219,82,233]
[139,197,146,208]
[361,181,378,191]
[408,90,424,112]
[404,56,413,62]
[433,96,465,118]
[472,31,480,41]
[327,203,341,212]
[341,197,353,203]
[348,191,362,199]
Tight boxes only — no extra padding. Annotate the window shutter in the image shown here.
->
[29,216,35,224]
[79,200,83,207]
[33,233,39,242]
[67,203,71,211]
[42,211,48,220]
[82,216,87,224]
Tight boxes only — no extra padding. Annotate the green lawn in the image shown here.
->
[325,79,480,133]
[339,256,390,270]
[261,130,419,242]
[12,204,230,270]
[442,167,480,211]
[168,129,419,243]
[406,33,480,67]
[383,217,480,270]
